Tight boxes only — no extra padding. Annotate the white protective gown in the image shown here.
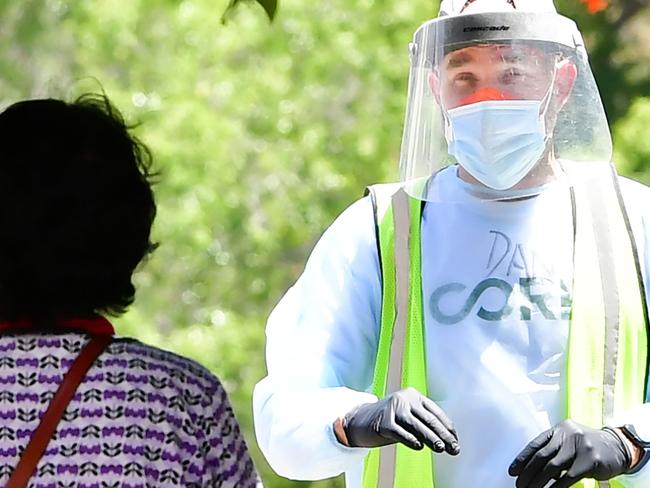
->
[254,167,650,487]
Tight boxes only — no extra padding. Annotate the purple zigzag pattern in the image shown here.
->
[161,450,181,463]
[185,461,204,477]
[37,338,61,348]
[109,444,185,463]
[0,411,16,420]
[58,427,80,438]
[178,439,197,456]
[45,446,58,455]
[84,372,105,382]
[79,407,103,418]
[16,358,38,367]
[123,407,146,419]
[166,412,183,429]
[188,411,200,425]
[102,358,128,368]
[114,344,218,394]
[209,435,223,449]
[144,466,159,480]
[99,464,123,475]
[79,444,101,455]
[0,333,259,485]
[217,440,256,482]
[0,447,17,457]
[104,390,126,401]
[101,426,124,437]
[122,444,143,455]
[57,464,79,475]
[144,361,170,373]
[38,374,61,384]
[128,345,210,381]
[147,392,168,406]
[125,374,148,384]
[16,429,31,440]
[16,392,39,402]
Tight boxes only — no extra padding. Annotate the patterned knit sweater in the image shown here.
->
[0,332,260,487]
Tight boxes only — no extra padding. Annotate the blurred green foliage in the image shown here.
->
[2,0,650,486]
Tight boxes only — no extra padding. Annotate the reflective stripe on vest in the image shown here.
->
[363,163,649,488]
[566,163,649,488]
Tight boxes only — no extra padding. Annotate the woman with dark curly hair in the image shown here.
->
[0,94,260,487]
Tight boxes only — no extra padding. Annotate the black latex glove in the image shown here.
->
[342,387,460,454]
[508,419,632,488]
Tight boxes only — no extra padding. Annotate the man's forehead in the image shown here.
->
[444,44,549,68]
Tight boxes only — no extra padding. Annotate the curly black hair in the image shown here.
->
[0,93,157,320]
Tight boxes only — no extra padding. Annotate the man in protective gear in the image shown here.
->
[254,0,650,486]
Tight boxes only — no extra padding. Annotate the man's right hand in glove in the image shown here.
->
[333,387,460,454]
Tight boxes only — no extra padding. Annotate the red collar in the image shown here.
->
[0,316,115,335]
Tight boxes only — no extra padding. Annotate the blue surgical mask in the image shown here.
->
[444,99,550,190]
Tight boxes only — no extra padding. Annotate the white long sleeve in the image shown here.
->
[253,197,381,480]
[253,174,650,487]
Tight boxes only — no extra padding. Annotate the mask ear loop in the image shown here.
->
[436,65,456,144]
[538,60,560,142]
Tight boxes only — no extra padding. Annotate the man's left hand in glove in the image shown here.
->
[508,419,642,488]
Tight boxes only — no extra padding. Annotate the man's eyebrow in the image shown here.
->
[446,52,472,68]
[501,52,525,63]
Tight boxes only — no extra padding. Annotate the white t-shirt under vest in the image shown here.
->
[254,167,650,487]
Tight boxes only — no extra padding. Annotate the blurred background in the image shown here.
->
[2,0,650,486]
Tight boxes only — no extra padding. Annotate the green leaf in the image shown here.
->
[255,0,277,20]
[222,0,277,23]
[221,0,239,24]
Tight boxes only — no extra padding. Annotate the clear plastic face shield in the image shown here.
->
[400,12,612,201]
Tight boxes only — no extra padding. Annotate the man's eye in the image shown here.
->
[453,73,478,85]
[502,69,524,83]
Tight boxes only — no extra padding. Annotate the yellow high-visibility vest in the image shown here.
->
[363,163,649,488]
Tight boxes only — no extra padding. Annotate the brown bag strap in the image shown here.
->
[5,333,113,488]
